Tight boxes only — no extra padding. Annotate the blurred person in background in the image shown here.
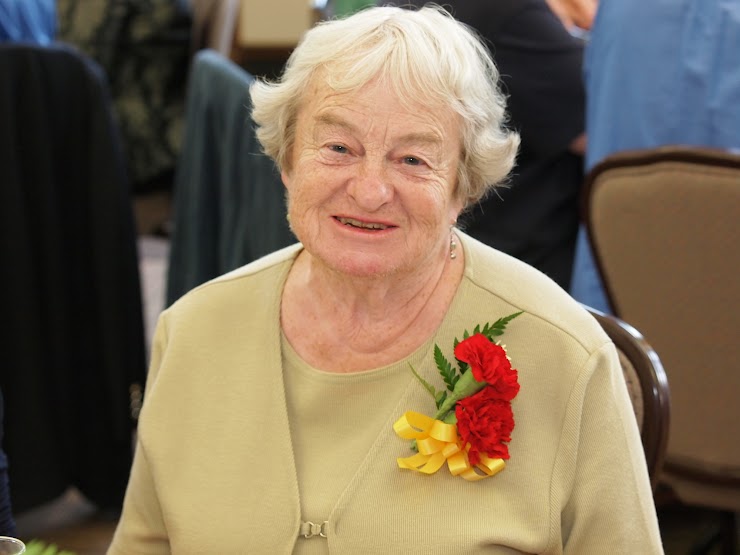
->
[545,0,597,32]
[412,0,589,291]
[570,0,740,312]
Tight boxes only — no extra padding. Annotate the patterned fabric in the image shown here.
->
[56,0,192,192]
[617,351,644,432]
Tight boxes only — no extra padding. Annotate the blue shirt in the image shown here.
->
[584,0,740,170]
[0,0,56,44]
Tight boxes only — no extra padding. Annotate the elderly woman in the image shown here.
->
[108,5,663,554]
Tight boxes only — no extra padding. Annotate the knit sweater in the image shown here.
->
[108,233,663,554]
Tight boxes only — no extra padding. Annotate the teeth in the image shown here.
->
[337,217,389,230]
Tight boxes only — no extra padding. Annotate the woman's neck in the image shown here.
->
[281,236,465,373]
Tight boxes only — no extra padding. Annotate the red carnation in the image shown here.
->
[455,386,515,465]
[454,334,520,401]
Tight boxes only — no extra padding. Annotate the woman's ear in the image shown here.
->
[281,169,291,189]
[451,183,465,222]
[281,144,295,189]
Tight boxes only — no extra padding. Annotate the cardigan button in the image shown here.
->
[300,520,328,538]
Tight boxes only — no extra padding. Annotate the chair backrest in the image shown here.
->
[166,49,295,306]
[0,43,147,513]
[582,145,740,507]
[584,306,670,491]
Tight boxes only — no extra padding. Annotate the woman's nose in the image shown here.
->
[346,158,394,210]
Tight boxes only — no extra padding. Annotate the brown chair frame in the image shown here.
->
[581,145,740,487]
[584,306,671,491]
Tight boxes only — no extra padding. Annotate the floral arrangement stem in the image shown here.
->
[433,369,486,422]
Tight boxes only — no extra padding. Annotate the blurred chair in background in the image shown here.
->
[583,145,740,554]
[0,43,147,515]
[166,49,294,306]
[188,0,241,57]
[584,306,670,492]
[0,389,16,537]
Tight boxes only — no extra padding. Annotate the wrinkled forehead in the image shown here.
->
[297,70,460,132]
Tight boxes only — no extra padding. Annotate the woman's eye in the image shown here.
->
[404,156,423,166]
[329,144,348,153]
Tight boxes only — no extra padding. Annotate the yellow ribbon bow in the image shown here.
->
[393,411,505,481]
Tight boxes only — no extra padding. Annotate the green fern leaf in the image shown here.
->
[434,344,459,391]
[484,311,523,339]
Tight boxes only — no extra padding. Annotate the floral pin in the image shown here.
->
[393,312,522,481]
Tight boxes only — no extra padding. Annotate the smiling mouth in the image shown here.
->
[335,216,392,230]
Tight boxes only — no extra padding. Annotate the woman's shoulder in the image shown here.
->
[212,243,302,284]
[166,243,302,317]
[459,232,608,353]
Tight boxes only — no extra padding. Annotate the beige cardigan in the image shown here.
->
[108,233,663,554]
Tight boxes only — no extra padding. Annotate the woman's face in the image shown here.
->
[282,77,464,279]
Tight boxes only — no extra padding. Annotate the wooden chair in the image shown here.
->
[583,306,670,491]
[582,145,740,553]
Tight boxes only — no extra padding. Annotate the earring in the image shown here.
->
[449,225,457,260]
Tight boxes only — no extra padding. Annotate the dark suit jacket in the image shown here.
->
[408,0,586,289]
